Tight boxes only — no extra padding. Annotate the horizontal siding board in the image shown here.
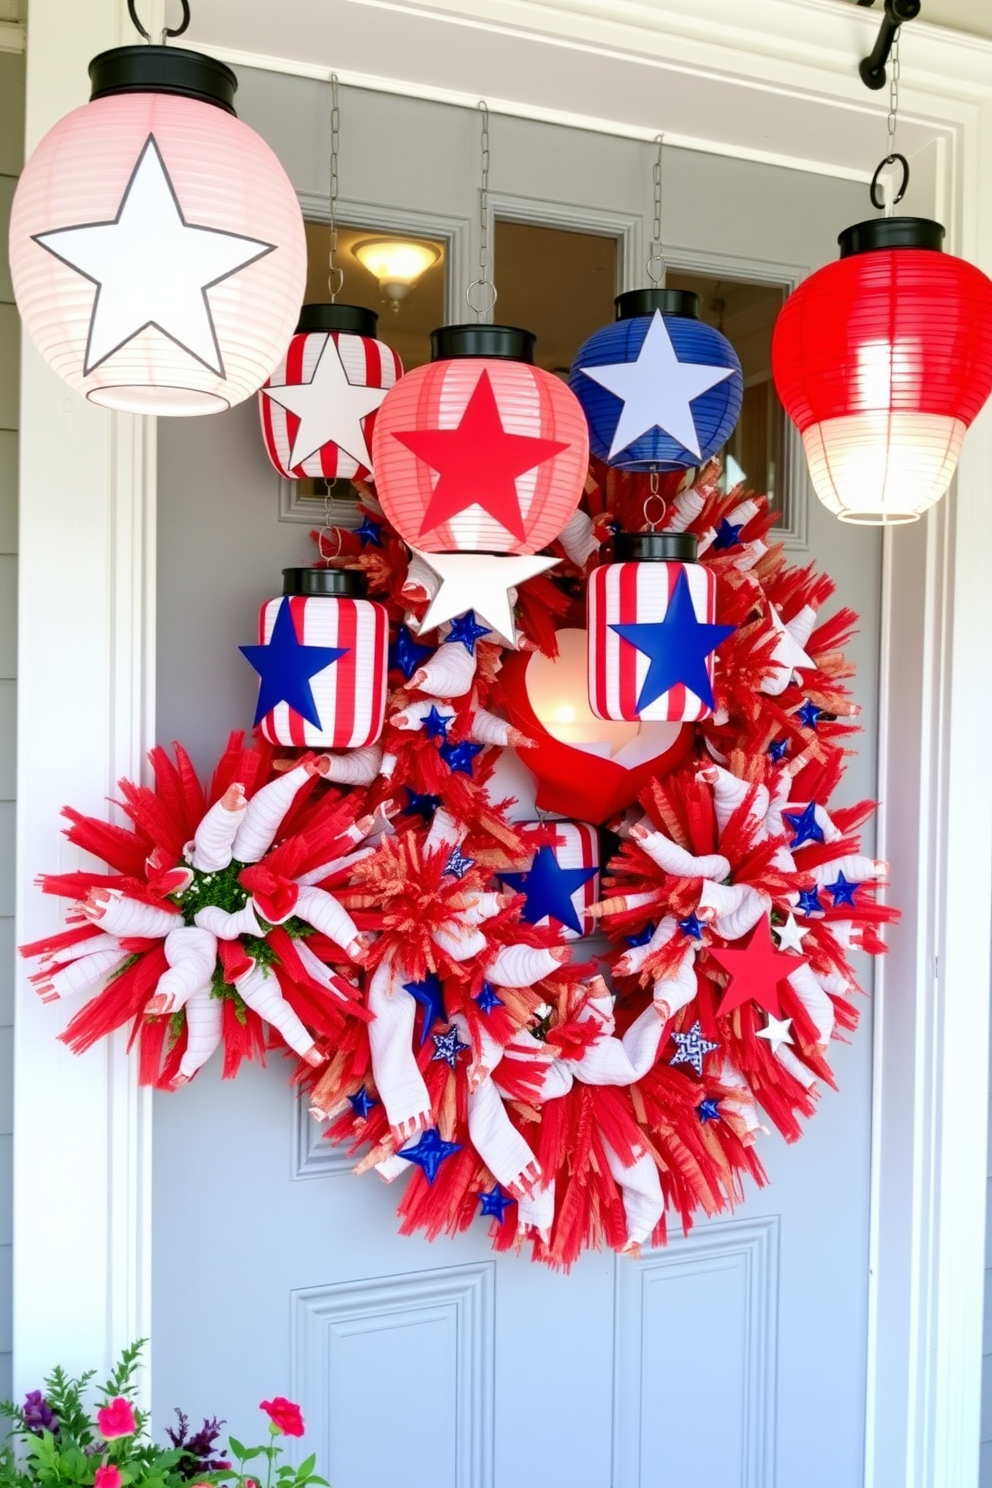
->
[0,918,12,1026]
[0,679,13,796]
[0,554,14,676]
[0,53,24,177]
[0,303,18,431]
[0,801,12,915]
[0,174,13,303]
[0,430,16,554]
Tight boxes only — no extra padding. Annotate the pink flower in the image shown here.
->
[259,1398,304,1438]
[95,1465,122,1488]
[96,1397,137,1440]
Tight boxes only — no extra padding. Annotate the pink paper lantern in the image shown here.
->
[8,46,306,416]
[371,324,589,554]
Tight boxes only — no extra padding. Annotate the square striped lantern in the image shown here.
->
[500,821,600,941]
[588,531,730,723]
[248,568,388,749]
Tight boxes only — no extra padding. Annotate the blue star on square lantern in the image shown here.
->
[499,821,600,941]
[570,288,743,471]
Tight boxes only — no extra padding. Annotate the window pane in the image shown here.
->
[493,220,618,375]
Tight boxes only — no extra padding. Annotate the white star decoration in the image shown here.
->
[756,1014,794,1054]
[768,606,814,678]
[581,310,735,461]
[774,913,809,955]
[412,548,560,646]
[34,135,275,377]
[263,336,387,471]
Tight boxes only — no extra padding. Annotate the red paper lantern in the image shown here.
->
[773,217,992,524]
[371,324,589,554]
[259,304,402,481]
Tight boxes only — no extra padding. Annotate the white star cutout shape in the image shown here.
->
[756,1014,794,1054]
[263,335,387,470]
[774,913,809,955]
[411,549,560,646]
[34,135,275,377]
[581,310,735,461]
[769,606,813,678]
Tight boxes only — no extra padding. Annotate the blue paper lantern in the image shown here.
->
[570,288,743,472]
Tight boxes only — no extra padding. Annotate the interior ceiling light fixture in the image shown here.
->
[353,238,441,309]
[772,0,992,524]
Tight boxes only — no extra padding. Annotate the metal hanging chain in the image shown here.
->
[128,0,191,43]
[870,31,910,214]
[466,100,498,319]
[647,133,666,286]
[328,74,344,301]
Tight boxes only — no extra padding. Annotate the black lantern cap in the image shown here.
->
[295,303,379,337]
[838,217,945,258]
[616,288,700,322]
[430,324,535,363]
[89,45,238,113]
[615,530,698,563]
[282,567,368,598]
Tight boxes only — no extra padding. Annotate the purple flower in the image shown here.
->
[22,1390,58,1436]
[168,1409,229,1480]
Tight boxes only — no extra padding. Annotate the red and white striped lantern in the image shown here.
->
[505,821,600,941]
[259,304,402,482]
[588,531,719,723]
[256,568,388,749]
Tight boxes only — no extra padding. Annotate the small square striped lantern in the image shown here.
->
[588,531,719,723]
[504,821,600,941]
[255,567,388,749]
[259,304,402,481]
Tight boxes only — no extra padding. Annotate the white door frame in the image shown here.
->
[13,3,992,1484]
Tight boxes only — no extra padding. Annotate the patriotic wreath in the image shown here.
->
[22,461,895,1269]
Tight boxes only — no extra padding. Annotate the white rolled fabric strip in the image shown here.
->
[602,1139,664,1249]
[234,960,319,1064]
[175,989,224,1085]
[149,925,218,1014]
[84,889,181,940]
[232,763,312,863]
[187,785,246,872]
[366,960,432,1140]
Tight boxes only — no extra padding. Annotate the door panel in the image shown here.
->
[153,75,878,1488]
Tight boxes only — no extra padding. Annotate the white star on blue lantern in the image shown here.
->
[444,845,475,880]
[240,597,347,728]
[423,706,452,741]
[611,569,734,714]
[403,973,446,1045]
[825,871,859,907]
[398,1127,462,1185]
[797,886,824,917]
[431,1024,470,1069]
[348,1087,377,1120]
[796,698,823,729]
[783,802,824,849]
[478,1184,514,1223]
[446,610,491,655]
[500,845,598,937]
[390,625,433,680]
[670,1021,719,1077]
[439,740,484,777]
[475,982,504,1014]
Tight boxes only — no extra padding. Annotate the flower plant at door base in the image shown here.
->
[22,459,897,1270]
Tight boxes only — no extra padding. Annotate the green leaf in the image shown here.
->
[228,1439,247,1460]
[296,1456,316,1479]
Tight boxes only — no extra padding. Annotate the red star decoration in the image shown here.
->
[707,915,808,1019]
[391,369,568,543]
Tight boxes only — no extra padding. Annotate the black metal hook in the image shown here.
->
[858,0,921,91]
[127,0,191,42]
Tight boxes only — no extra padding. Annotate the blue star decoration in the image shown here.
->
[403,973,446,1045]
[610,570,734,714]
[431,1024,470,1069]
[446,610,491,655]
[348,1087,377,1121]
[783,801,824,849]
[389,624,433,681]
[355,514,383,548]
[402,787,442,822]
[625,922,657,948]
[768,738,789,763]
[239,597,347,728]
[678,913,706,941]
[796,698,823,730]
[444,845,476,880]
[439,740,484,777]
[669,1020,720,1077]
[398,1127,462,1185]
[475,982,504,1014]
[423,705,451,741]
[713,518,743,551]
[825,871,859,908]
[697,1097,722,1124]
[797,886,824,917]
[500,844,598,937]
[478,1184,514,1223]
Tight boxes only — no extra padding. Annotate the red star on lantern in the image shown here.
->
[707,915,808,1019]
[392,369,568,543]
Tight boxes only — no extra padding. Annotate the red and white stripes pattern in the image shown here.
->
[519,820,600,941]
[260,330,402,480]
[587,559,718,722]
[256,594,388,749]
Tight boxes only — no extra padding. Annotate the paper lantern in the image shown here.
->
[588,531,732,722]
[570,289,743,472]
[371,324,589,553]
[241,568,388,749]
[259,304,402,480]
[772,217,992,524]
[499,821,600,941]
[9,45,306,415]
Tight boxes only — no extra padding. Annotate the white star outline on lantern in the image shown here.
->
[262,335,388,472]
[32,134,276,380]
[580,309,736,461]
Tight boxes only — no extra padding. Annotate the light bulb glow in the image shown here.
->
[353,238,440,288]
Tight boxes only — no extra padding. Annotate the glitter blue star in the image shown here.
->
[768,738,789,763]
[439,740,484,776]
[444,845,476,880]
[390,625,433,681]
[678,913,706,941]
[625,922,657,948]
[355,514,383,547]
[500,844,598,936]
[446,610,491,654]
[796,698,823,730]
[783,801,824,849]
[431,1024,470,1069]
[478,1184,514,1223]
[348,1087,377,1120]
[797,886,824,917]
[240,597,347,728]
[669,1021,719,1077]
[697,1097,721,1124]
[713,518,744,551]
[610,570,735,713]
[475,982,504,1014]
[825,871,859,908]
[398,1127,462,1184]
[423,705,452,741]
[402,787,442,822]
[403,973,446,1045]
